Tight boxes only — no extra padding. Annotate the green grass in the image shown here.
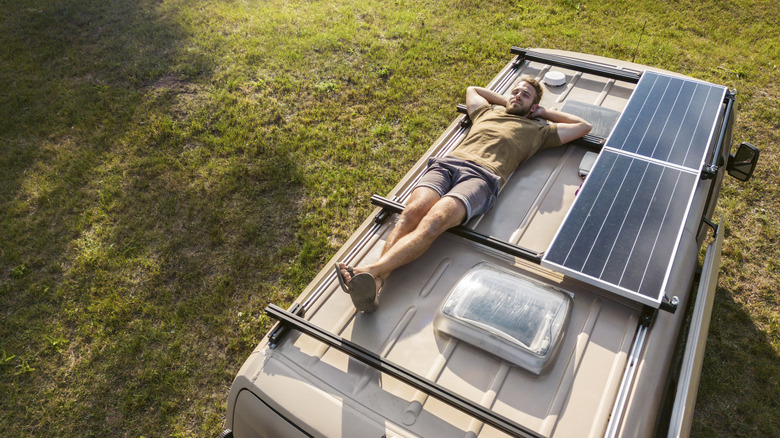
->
[1,0,777,436]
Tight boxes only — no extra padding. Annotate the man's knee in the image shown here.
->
[399,203,429,227]
[418,199,466,237]
[402,188,440,224]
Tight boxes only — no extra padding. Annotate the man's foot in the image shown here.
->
[334,263,379,313]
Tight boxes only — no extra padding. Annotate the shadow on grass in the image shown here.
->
[1,0,304,436]
[692,285,780,438]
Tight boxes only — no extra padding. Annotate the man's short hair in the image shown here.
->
[519,76,543,105]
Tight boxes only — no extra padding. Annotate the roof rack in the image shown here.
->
[510,47,642,83]
[264,304,544,438]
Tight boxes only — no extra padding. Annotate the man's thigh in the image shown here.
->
[403,186,441,221]
[415,156,499,223]
[445,174,497,222]
[423,195,468,231]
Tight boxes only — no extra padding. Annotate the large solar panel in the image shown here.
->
[543,71,726,307]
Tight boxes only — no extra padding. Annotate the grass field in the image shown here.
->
[1,0,777,436]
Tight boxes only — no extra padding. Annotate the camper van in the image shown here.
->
[220,48,759,438]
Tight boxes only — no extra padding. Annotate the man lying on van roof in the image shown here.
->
[336,76,592,312]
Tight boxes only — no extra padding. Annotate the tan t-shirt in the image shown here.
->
[450,105,561,185]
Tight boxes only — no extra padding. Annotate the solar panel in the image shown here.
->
[543,71,726,307]
[606,72,726,169]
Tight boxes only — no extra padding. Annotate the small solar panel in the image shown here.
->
[606,72,726,169]
[543,71,727,307]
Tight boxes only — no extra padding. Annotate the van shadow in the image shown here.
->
[691,284,780,437]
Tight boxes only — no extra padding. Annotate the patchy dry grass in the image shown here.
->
[1,0,777,436]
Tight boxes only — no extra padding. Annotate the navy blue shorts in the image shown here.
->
[417,156,501,223]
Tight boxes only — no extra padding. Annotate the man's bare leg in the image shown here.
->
[338,195,467,307]
[382,186,441,254]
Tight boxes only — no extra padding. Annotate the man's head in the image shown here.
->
[506,76,543,117]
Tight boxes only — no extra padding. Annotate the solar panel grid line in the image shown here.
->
[553,150,622,267]
[602,147,699,176]
[619,167,666,292]
[611,74,684,162]
[607,73,657,152]
[655,80,699,166]
[624,166,685,296]
[671,83,713,169]
[570,155,630,273]
[595,155,659,287]
[629,75,676,161]
[643,170,700,299]
[644,77,687,162]
[650,170,698,298]
[680,86,724,170]
[581,158,637,275]
[579,155,650,279]
[594,157,653,281]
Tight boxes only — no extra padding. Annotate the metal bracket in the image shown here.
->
[701,216,719,239]
[660,295,680,314]
[510,47,642,83]
[373,208,393,225]
[641,296,678,325]
[700,164,719,180]
[455,104,472,128]
[701,91,736,181]
[640,306,657,327]
[267,303,304,348]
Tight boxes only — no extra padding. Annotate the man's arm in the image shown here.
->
[465,86,507,116]
[530,106,592,144]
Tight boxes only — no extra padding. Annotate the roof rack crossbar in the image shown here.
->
[264,304,544,438]
[510,47,642,84]
[371,194,543,264]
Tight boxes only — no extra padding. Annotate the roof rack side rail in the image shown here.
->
[697,91,736,240]
[264,304,545,438]
[510,47,642,84]
[371,194,543,264]
[701,91,736,180]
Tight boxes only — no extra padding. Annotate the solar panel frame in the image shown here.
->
[542,71,727,308]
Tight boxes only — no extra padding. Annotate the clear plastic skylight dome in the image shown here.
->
[434,263,572,375]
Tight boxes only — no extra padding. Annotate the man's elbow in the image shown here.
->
[581,121,592,137]
[577,120,593,138]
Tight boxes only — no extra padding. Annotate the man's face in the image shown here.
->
[506,81,538,117]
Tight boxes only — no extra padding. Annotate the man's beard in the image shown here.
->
[507,102,532,117]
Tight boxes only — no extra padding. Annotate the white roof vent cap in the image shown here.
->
[544,71,566,87]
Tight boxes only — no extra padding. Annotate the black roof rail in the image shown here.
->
[511,47,642,84]
[264,304,544,438]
